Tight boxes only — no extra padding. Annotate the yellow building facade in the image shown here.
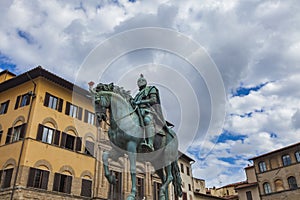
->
[1,67,221,200]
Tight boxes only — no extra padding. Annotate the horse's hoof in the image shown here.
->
[126,194,135,200]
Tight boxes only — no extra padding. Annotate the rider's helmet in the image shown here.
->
[137,74,147,89]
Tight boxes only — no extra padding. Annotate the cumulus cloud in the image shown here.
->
[1,0,300,188]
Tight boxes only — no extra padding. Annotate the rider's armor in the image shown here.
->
[133,74,166,152]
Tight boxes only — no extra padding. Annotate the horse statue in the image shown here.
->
[90,82,182,200]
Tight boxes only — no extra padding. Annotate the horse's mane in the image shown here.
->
[95,83,133,102]
[112,85,133,102]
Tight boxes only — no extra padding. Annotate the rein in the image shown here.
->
[114,106,138,122]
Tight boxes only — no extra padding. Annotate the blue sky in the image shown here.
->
[1,0,300,188]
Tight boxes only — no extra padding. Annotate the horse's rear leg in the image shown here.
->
[159,164,173,200]
[127,141,137,200]
[102,151,116,184]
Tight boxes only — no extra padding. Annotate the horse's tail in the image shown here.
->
[171,161,183,197]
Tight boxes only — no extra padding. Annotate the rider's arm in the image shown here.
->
[139,93,157,105]
[135,87,158,105]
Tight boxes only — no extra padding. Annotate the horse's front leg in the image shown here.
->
[159,164,173,200]
[126,141,137,200]
[102,150,116,184]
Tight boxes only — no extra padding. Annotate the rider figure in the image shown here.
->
[132,74,165,152]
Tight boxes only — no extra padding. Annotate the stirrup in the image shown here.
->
[140,141,154,152]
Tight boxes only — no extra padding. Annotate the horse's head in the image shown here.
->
[93,83,114,123]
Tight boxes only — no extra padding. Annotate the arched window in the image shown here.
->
[288,176,298,190]
[274,179,284,191]
[263,182,272,194]
[295,151,300,163]
[258,161,267,172]
[5,122,27,144]
[27,166,50,190]
[282,154,291,166]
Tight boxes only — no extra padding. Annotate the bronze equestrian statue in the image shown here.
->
[90,75,182,200]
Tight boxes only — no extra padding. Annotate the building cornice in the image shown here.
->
[0,66,90,97]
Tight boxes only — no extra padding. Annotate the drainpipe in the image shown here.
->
[10,72,36,200]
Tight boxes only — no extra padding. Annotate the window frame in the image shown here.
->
[5,123,27,144]
[180,163,184,173]
[60,132,82,152]
[136,176,145,200]
[153,181,162,200]
[65,102,82,120]
[37,124,60,146]
[84,110,95,125]
[0,100,10,114]
[44,92,63,112]
[288,176,298,190]
[27,167,49,190]
[0,168,13,189]
[109,171,122,200]
[282,154,292,166]
[263,182,272,194]
[258,161,267,173]
[246,191,253,200]
[295,151,300,163]
[186,166,190,176]
[81,178,92,197]
[15,93,31,109]
[53,173,72,194]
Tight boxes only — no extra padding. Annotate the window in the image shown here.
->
[258,161,267,172]
[186,166,190,176]
[282,154,291,166]
[0,168,13,189]
[182,192,187,200]
[0,100,9,114]
[65,102,82,120]
[188,183,191,191]
[36,124,60,145]
[109,171,122,200]
[180,163,184,173]
[81,179,92,197]
[153,181,162,200]
[288,176,298,190]
[84,110,95,125]
[295,151,300,163]
[136,177,144,200]
[5,124,27,144]
[246,191,253,200]
[263,182,272,194]
[60,132,82,151]
[53,173,72,194]
[15,93,31,109]
[44,93,63,112]
[27,167,49,189]
[84,141,95,156]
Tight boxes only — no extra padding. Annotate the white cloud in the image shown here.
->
[1,0,300,188]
